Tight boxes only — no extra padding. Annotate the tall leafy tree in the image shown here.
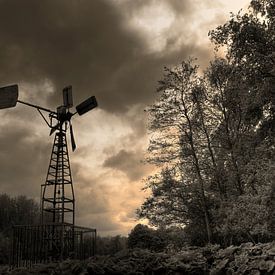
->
[208,0,275,195]
[141,60,215,243]
[138,168,188,228]
[139,0,274,245]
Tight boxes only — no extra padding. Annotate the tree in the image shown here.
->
[141,60,217,243]
[212,186,272,245]
[207,0,275,196]
[209,0,275,140]
[205,58,251,196]
[0,193,40,264]
[268,182,275,237]
[128,224,167,252]
[139,0,274,245]
[96,235,127,255]
[138,168,188,228]
[0,193,39,236]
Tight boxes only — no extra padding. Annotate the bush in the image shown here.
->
[127,224,167,252]
[212,187,273,246]
[96,235,127,255]
[0,233,10,265]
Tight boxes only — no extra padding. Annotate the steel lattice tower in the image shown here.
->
[41,130,75,225]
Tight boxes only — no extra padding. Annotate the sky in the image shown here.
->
[0,0,250,236]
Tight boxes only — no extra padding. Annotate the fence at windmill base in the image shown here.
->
[11,223,96,268]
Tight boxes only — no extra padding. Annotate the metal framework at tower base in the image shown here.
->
[10,223,96,268]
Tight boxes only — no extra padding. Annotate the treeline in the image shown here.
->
[0,193,129,263]
[0,193,40,264]
[0,193,39,236]
[128,224,186,252]
[138,0,275,246]
[96,235,127,255]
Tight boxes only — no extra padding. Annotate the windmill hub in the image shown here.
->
[57,105,73,124]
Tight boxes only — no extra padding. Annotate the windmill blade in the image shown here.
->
[76,96,97,116]
[0,84,18,109]
[69,122,76,151]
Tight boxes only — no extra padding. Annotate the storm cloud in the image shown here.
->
[0,0,250,235]
[103,149,151,181]
[0,0,213,112]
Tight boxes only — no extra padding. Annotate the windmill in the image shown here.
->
[0,84,97,264]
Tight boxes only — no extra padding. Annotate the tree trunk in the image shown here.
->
[195,97,226,198]
[181,93,212,243]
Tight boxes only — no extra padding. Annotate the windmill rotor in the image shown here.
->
[0,84,97,151]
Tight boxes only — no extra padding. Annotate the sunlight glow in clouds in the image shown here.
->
[70,108,153,235]
[130,2,175,52]
[123,0,250,54]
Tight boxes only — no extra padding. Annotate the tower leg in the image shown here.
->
[40,131,75,260]
[41,131,75,225]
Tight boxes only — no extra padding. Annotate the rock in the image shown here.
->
[267,246,275,256]
[265,260,275,272]
[86,263,105,275]
[5,242,275,275]
[210,259,229,275]
[59,260,72,271]
[0,265,9,274]
[216,246,237,260]
[71,262,83,275]
[8,267,32,275]
[249,270,260,275]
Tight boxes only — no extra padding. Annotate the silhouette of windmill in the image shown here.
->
[0,84,97,265]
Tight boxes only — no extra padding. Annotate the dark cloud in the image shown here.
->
[74,170,111,216]
[0,0,211,113]
[0,0,145,111]
[120,0,192,17]
[103,149,150,181]
[77,212,122,235]
[0,124,51,197]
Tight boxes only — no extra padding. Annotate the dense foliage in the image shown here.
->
[0,193,39,236]
[0,194,40,264]
[96,235,127,255]
[138,0,275,245]
[2,242,274,274]
[128,224,187,252]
